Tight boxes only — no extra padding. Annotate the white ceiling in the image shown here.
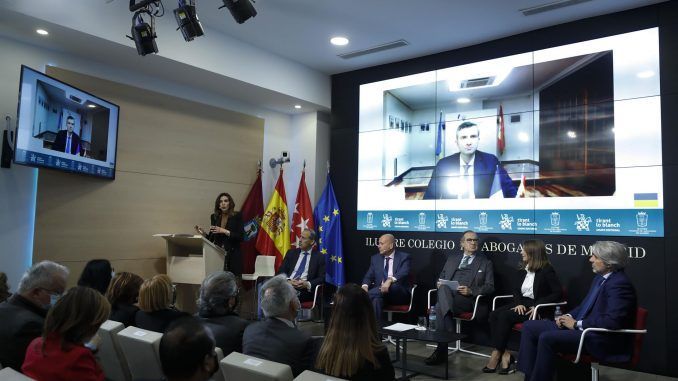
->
[0,0,666,114]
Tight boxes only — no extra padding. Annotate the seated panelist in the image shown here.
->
[277,229,325,303]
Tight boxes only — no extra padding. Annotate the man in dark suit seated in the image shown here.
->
[196,271,249,357]
[426,230,495,365]
[517,241,637,381]
[159,317,220,381]
[423,121,518,199]
[243,275,315,376]
[52,115,81,155]
[0,261,69,370]
[361,233,412,321]
[277,229,325,303]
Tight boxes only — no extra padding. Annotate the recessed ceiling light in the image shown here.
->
[330,36,349,46]
[294,105,301,109]
[87,104,96,108]
[36,29,49,36]
[518,132,529,142]
[567,130,577,138]
[637,70,655,79]
[457,97,470,104]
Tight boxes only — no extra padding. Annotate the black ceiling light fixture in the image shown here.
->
[127,0,163,56]
[174,0,204,42]
[219,0,257,24]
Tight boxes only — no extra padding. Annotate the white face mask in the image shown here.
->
[43,293,61,310]
[111,271,116,278]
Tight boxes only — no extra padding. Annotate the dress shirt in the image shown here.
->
[459,154,476,199]
[521,267,536,299]
[461,253,476,266]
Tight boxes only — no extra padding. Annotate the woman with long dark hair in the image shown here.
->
[196,193,243,275]
[483,239,562,374]
[77,259,113,295]
[315,284,394,380]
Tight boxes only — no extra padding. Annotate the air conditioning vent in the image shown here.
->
[460,77,493,89]
[338,39,409,60]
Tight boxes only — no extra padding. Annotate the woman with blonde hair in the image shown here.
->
[315,283,394,380]
[134,274,188,333]
[22,286,110,381]
[483,239,562,374]
[105,272,144,327]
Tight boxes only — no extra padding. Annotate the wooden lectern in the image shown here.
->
[154,234,225,313]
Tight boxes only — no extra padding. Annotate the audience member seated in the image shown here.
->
[197,271,249,356]
[78,259,114,295]
[22,286,111,381]
[0,272,11,303]
[518,241,637,381]
[243,275,315,377]
[105,271,144,327]
[315,283,395,381]
[277,229,326,303]
[361,233,411,321]
[135,274,189,333]
[483,239,562,374]
[0,261,69,370]
[159,317,220,381]
[426,230,495,365]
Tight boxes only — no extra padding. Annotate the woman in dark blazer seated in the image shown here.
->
[483,239,562,374]
[315,284,395,381]
[105,272,143,327]
[134,275,189,333]
[196,193,244,275]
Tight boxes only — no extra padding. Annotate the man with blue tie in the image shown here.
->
[52,115,81,155]
[277,229,325,303]
[517,241,637,381]
[361,233,412,321]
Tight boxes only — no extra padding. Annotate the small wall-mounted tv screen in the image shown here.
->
[13,65,119,179]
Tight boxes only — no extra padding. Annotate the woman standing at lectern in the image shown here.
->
[196,193,243,275]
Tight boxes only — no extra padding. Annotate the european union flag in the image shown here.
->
[313,174,345,286]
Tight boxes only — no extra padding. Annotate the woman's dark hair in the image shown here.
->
[77,259,113,294]
[520,240,551,272]
[213,192,235,217]
[105,272,143,306]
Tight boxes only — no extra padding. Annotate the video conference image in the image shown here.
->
[357,28,663,237]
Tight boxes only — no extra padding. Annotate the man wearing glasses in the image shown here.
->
[0,260,69,370]
[426,230,495,365]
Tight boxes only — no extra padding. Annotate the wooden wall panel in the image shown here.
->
[33,67,263,286]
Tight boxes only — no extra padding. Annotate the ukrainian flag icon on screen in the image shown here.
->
[634,193,659,207]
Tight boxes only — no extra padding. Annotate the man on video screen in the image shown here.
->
[424,121,517,199]
[52,115,81,155]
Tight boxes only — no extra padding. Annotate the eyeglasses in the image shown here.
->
[465,238,479,242]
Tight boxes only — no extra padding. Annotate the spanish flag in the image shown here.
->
[255,169,290,270]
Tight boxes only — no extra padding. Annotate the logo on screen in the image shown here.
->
[366,212,373,225]
[500,214,513,230]
[479,212,488,226]
[636,212,648,228]
[381,214,392,228]
[550,212,560,227]
[574,214,592,231]
[437,214,448,229]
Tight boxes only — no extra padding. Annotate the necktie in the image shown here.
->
[461,164,470,198]
[66,135,71,153]
[293,252,308,279]
[575,275,605,320]
[383,257,391,281]
[459,255,470,269]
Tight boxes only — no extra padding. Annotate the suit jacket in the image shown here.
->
[243,318,315,377]
[423,150,517,199]
[568,270,637,362]
[362,250,411,291]
[52,130,81,155]
[208,212,244,274]
[200,313,250,357]
[134,308,190,333]
[512,265,562,316]
[109,303,139,327]
[277,248,325,291]
[438,252,495,296]
[0,294,47,370]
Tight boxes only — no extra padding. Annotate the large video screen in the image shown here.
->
[14,66,119,179]
[357,28,663,237]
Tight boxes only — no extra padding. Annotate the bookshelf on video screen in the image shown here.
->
[357,28,663,237]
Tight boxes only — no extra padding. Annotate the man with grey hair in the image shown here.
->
[0,260,69,370]
[242,275,314,376]
[518,241,637,381]
[197,271,249,356]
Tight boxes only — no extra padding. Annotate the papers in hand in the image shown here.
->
[383,323,418,332]
[439,279,460,291]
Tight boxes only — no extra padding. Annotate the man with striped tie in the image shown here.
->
[517,241,637,381]
[52,115,81,155]
[277,229,325,303]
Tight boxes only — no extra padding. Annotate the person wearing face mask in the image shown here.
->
[423,121,519,199]
[22,286,111,381]
[197,271,249,356]
[159,318,220,381]
[0,260,68,371]
[243,275,316,377]
[196,192,244,275]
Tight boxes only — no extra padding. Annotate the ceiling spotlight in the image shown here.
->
[294,105,302,109]
[567,130,577,138]
[87,104,97,108]
[457,97,471,104]
[637,70,655,79]
[330,36,349,46]
[36,29,49,36]
[219,0,257,24]
[129,11,158,56]
[174,0,204,42]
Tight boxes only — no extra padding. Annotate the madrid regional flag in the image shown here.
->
[255,169,290,270]
[291,169,315,249]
